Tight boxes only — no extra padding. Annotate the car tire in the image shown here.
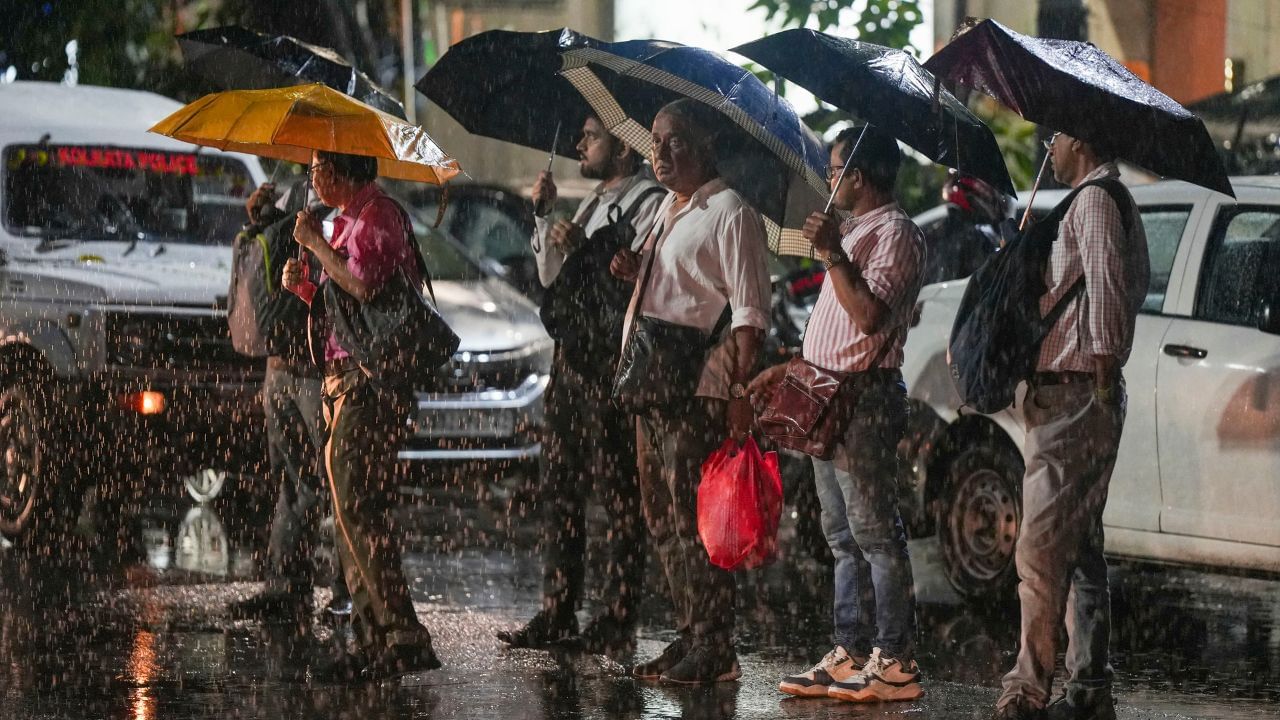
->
[936,443,1024,602]
[0,371,76,546]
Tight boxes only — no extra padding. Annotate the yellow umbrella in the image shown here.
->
[149,83,460,184]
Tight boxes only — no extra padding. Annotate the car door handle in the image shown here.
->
[1163,343,1207,359]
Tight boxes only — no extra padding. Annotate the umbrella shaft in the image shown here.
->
[1019,151,1053,231]
[824,124,869,214]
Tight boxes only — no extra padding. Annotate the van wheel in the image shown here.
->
[936,444,1024,602]
[0,375,74,544]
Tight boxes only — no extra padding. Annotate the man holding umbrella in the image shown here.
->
[496,115,663,651]
[991,131,1148,720]
[749,125,925,704]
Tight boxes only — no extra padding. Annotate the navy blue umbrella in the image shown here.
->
[925,19,1232,197]
[732,29,1015,196]
[556,39,829,256]
[178,26,406,119]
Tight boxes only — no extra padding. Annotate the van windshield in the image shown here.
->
[3,144,254,246]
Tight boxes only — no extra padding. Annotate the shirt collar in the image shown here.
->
[1078,162,1120,186]
[339,182,384,220]
[840,200,900,235]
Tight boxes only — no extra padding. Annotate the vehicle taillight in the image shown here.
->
[119,391,166,415]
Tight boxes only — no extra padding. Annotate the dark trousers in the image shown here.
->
[323,368,431,650]
[637,398,735,644]
[262,358,348,602]
[539,351,645,624]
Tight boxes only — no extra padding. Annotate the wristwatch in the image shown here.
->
[821,249,849,270]
[729,382,748,399]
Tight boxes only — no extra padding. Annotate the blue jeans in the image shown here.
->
[811,376,915,660]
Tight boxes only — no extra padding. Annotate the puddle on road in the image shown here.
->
[1,495,1278,719]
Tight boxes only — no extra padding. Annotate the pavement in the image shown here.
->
[1,487,1278,720]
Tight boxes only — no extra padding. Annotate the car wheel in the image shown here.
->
[182,468,227,504]
[936,443,1024,602]
[0,374,74,544]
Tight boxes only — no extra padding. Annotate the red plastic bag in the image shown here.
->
[697,436,784,571]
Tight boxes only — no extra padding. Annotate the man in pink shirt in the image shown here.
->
[282,150,437,681]
[750,126,926,704]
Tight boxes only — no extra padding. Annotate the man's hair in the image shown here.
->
[587,114,643,174]
[655,98,721,169]
[833,125,900,193]
[317,150,378,184]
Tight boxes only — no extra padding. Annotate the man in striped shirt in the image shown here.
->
[750,126,926,704]
[993,132,1147,720]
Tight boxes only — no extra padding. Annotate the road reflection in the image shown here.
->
[0,497,1276,718]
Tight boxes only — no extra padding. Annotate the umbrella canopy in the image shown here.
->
[732,29,1015,196]
[416,27,602,157]
[178,25,407,119]
[557,40,830,256]
[148,83,459,184]
[924,19,1232,197]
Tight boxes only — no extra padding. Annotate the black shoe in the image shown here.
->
[362,642,442,681]
[228,591,310,622]
[283,646,366,684]
[659,642,741,685]
[633,635,693,680]
[496,610,578,648]
[578,615,636,655]
[1044,694,1116,720]
[992,696,1045,720]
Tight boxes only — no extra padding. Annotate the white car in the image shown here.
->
[902,176,1280,600]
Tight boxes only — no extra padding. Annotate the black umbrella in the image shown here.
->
[178,25,406,119]
[924,19,1232,197]
[732,29,1015,196]
[415,28,602,158]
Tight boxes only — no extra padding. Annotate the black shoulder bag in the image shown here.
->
[611,221,728,415]
[323,199,461,388]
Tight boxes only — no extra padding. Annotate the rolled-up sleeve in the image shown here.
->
[1075,188,1129,356]
[718,205,771,331]
[858,220,924,321]
[344,200,410,290]
[531,215,564,288]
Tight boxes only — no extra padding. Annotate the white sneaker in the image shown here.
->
[827,647,923,703]
[778,645,866,697]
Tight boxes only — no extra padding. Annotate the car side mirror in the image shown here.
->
[1257,297,1280,335]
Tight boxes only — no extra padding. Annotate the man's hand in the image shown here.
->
[802,211,843,255]
[292,210,325,251]
[746,363,787,410]
[281,257,306,292]
[550,219,586,253]
[727,397,754,443]
[245,183,276,224]
[531,170,557,210]
[610,248,641,281]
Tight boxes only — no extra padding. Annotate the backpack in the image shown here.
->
[947,177,1134,413]
[539,185,665,379]
[227,209,316,362]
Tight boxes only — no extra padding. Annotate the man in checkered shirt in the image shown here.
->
[993,132,1149,720]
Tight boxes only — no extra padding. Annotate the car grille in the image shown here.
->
[435,341,553,393]
[104,310,258,373]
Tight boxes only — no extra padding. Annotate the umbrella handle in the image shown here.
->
[824,124,869,215]
[1019,151,1053,232]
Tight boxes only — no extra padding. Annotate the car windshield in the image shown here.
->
[2,143,255,246]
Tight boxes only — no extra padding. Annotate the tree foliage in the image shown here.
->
[748,0,924,54]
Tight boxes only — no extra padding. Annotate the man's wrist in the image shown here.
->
[821,248,849,270]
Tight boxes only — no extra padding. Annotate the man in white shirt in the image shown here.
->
[750,126,926,704]
[611,98,770,684]
[497,115,663,652]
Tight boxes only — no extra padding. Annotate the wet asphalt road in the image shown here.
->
[1,480,1278,720]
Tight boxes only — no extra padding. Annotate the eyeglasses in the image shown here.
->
[308,162,331,177]
[1042,132,1061,151]
[826,164,846,181]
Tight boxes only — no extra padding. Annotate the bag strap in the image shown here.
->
[618,185,666,226]
[366,195,440,306]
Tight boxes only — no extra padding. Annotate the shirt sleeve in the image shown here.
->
[344,199,411,290]
[531,214,564,288]
[717,203,771,331]
[1075,186,1130,356]
[857,220,924,321]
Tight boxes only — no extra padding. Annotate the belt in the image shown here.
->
[324,356,360,376]
[1031,371,1092,386]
